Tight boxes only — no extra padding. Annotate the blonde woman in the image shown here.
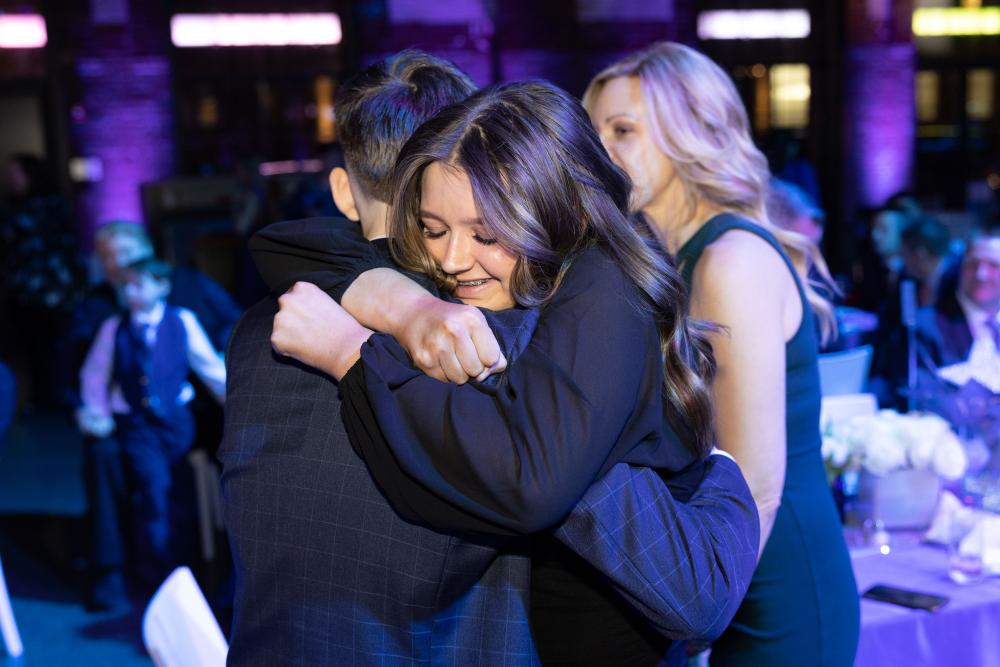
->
[585,42,858,666]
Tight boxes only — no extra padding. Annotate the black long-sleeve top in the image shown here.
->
[251,218,701,536]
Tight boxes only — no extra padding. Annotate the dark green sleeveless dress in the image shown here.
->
[676,215,859,667]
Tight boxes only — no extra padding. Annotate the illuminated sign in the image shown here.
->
[697,10,810,40]
[0,14,47,48]
[171,13,342,47]
[913,7,1000,36]
[258,160,324,177]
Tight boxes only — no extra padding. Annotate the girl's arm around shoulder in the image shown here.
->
[349,247,665,534]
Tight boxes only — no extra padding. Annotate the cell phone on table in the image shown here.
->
[862,584,949,612]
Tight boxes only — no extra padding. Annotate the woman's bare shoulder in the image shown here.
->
[692,229,789,294]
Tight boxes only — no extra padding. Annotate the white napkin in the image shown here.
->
[938,343,1000,393]
[924,490,1000,574]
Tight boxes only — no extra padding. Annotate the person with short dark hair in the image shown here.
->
[78,256,225,592]
[766,177,826,246]
[900,215,952,307]
[871,215,955,407]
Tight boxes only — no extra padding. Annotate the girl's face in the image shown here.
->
[589,76,678,216]
[419,161,517,311]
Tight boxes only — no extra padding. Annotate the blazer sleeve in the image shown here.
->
[341,248,696,534]
[249,217,405,299]
[552,456,759,641]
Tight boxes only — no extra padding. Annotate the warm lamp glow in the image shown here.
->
[913,7,1000,36]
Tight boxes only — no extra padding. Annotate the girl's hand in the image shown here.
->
[272,282,373,380]
[393,294,507,384]
[341,268,507,384]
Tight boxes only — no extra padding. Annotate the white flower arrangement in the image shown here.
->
[822,410,967,481]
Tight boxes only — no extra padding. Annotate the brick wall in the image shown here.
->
[53,1,175,246]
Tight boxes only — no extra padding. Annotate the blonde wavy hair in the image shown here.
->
[583,41,838,343]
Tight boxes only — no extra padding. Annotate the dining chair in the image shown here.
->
[142,566,228,667]
[818,345,873,396]
[187,449,224,563]
[0,554,23,658]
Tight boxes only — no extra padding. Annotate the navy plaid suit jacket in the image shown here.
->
[221,299,757,665]
[221,298,538,666]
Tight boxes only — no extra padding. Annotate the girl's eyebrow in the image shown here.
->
[419,210,483,226]
[419,210,445,222]
[605,112,638,123]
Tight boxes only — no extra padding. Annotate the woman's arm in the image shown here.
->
[688,231,795,558]
[251,219,507,382]
[250,217,396,298]
[340,249,696,534]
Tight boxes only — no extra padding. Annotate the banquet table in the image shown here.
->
[853,539,1000,667]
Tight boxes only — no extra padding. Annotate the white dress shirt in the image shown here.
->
[79,301,226,429]
[956,292,1000,360]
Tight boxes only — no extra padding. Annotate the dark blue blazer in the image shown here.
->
[917,291,975,369]
[220,298,538,665]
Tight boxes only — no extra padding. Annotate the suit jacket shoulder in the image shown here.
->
[220,297,537,666]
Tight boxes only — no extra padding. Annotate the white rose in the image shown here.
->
[908,433,935,470]
[863,425,908,476]
[905,414,945,470]
[933,433,968,481]
[822,433,851,468]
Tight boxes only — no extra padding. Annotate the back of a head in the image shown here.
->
[335,50,476,203]
[766,178,824,232]
[901,215,951,259]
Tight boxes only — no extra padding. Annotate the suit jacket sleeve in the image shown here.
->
[553,456,759,641]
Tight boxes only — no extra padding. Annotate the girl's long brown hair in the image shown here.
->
[388,81,717,458]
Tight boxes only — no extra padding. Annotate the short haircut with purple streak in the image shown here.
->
[334,50,477,203]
